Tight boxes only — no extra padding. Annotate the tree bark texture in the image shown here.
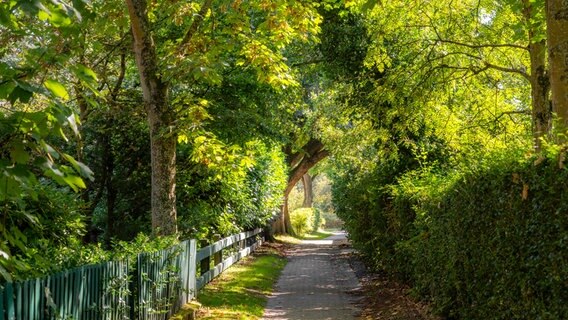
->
[521,0,552,150]
[546,0,568,129]
[302,174,313,208]
[529,40,551,149]
[126,0,177,236]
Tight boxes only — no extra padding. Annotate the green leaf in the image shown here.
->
[8,85,33,104]
[44,7,72,27]
[0,175,22,201]
[63,153,94,180]
[64,175,86,191]
[71,64,100,95]
[0,263,12,282]
[38,10,50,21]
[0,81,16,99]
[44,79,69,100]
[72,64,98,83]
[40,141,60,159]
[10,143,30,164]
[0,1,17,27]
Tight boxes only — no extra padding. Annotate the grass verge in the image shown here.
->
[194,245,287,319]
[274,229,334,244]
[302,229,334,240]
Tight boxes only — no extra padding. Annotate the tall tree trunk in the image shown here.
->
[529,40,551,149]
[271,214,285,236]
[148,109,177,235]
[126,0,177,236]
[523,0,551,150]
[546,0,568,129]
[302,174,313,208]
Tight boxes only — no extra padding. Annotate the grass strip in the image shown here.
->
[302,229,333,240]
[194,246,287,319]
[275,229,334,244]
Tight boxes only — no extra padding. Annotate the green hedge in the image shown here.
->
[333,154,568,319]
[411,157,568,319]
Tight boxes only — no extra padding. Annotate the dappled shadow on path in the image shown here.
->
[262,231,362,320]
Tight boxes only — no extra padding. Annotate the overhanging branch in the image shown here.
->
[433,38,528,51]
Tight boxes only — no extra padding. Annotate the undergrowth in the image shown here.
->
[195,246,287,319]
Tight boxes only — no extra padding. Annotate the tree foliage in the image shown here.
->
[0,4,567,319]
[328,0,568,318]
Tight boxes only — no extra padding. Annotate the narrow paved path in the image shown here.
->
[262,232,361,320]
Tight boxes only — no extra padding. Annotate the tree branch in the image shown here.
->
[285,148,329,197]
[482,62,530,80]
[494,110,530,122]
[111,52,127,100]
[291,58,328,67]
[178,0,213,53]
[286,138,326,169]
[433,38,528,51]
[426,50,530,81]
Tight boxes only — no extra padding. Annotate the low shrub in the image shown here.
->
[290,208,315,236]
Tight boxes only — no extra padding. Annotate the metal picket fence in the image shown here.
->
[0,228,263,320]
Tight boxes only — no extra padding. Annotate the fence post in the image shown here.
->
[188,240,197,300]
[213,234,222,267]
[262,228,267,242]
[199,240,210,276]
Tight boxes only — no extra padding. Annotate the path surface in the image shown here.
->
[262,232,361,320]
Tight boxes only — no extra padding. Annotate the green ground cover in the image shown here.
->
[275,229,333,244]
[193,247,287,319]
[176,230,333,319]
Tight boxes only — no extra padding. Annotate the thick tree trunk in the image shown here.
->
[272,139,329,235]
[529,40,551,149]
[271,212,285,235]
[148,109,177,236]
[546,0,568,129]
[302,174,313,208]
[523,1,551,150]
[126,0,177,236]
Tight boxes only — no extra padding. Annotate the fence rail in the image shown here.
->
[0,228,263,320]
[196,228,263,290]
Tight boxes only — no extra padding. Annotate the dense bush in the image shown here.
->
[1,133,286,280]
[312,208,325,232]
[0,179,184,281]
[290,208,315,236]
[0,183,87,280]
[333,148,568,319]
[331,160,418,273]
[177,139,286,240]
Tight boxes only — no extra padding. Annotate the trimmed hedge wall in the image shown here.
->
[334,156,568,319]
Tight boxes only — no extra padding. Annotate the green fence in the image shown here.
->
[0,229,263,320]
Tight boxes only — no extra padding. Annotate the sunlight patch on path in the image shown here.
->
[262,231,361,320]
